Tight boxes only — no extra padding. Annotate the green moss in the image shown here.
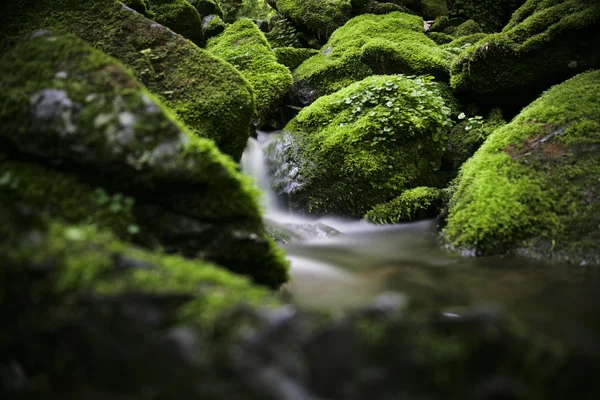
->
[450,0,600,101]
[202,14,226,39]
[453,19,483,37]
[269,74,453,217]
[419,0,449,19]
[1,0,255,160]
[444,108,505,170]
[122,0,156,17]
[0,32,288,287]
[145,0,205,45]
[444,70,600,265]
[353,0,411,15]
[207,19,293,121]
[274,46,318,69]
[440,32,487,54]
[216,0,243,22]
[0,159,138,239]
[449,0,526,32]
[264,15,302,48]
[294,12,455,104]
[428,31,455,44]
[268,0,353,39]
[188,0,224,18]
[364,186,442,224]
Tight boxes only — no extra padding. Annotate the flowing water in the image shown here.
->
[241,132,600,353]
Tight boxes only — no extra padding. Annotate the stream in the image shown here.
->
[241,131,600,355]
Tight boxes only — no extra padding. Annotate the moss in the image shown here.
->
[444,108,505,170]
[264,15,303,48]
[0,32,288,287]
[440,32,487,54]
[444,70,600,265]
[364,186,442,224]
[274,46,318,69]
[1,0,255,160]
[202,14,226,39]
[269,74,454,217]
[122,0,156,17]
[428,31,455,45]
[450,0,600,103]
[216,0,243,22]
[353,0,412,15]
[0,159,138,239]
[267,0,353,40]
[294,12,455,104]
[453,19,483,37]
[145,0,205,46]
[188,0,224,18]
[207,18,293,122]
[449,0,526,32]
[419,0,449,19]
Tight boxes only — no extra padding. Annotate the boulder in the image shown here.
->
[269,74,454,218]
[0,0,256,160]
[0,32,288,287]
[293,12,454,105]
[207,19,294,123]
[444,70,600,265]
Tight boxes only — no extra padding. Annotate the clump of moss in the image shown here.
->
[274,47,318,69]
[267,0,353,40]
[207,18,293,122]
[419,0,449,19]
[444,70,600,265]
[1,0,255,160]
[294,12,455,104]
[440,32,487,54]
[202,14,226,38]
[428,31,455,44]
[449,0,526,32]
[444,108,505,170]
[453,19,483,36]
[451,0,600,106]
[145,0,205,45]
[364,186,442,224]
[269,74,454,217]
[0,32,288,287]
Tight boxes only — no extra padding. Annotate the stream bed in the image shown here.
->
[241,131,600,356]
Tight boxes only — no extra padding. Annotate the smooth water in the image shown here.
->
[241,132,600,353]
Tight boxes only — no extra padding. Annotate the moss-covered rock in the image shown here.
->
[440,32,487,54]
[419,0,448,19]
[188,0,224,17]
[267,0,353,40]
[0,32,288,287]
[274,46,318,69]
[122,0,156,17]
[269,74,453,217]
[449,0,526,32]
[216,0,243,22]
[453,19,484,36]
[428,31,455,44]
[450,0,600,108]
[364,186,443,224]
[444,70,600,265]
[207,19,293,122]
[202,14,227,38]
[146,0,206,45]
[1,0,255,160]
[293,12,455,105]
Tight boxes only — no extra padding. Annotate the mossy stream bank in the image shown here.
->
[2,0,600,398]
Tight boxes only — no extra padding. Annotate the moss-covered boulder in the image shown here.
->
[444,70,600,265]
[293,12,455,105]
[418,0,448,19]
[188,0,224,17]
[0,32,288,287]
[449,0,526,32]
[269,74,453,217]
[451,0,600,108]
[1,0,256,160]
[202,14,227,38]
[266,0,353,39]
[364,186,443,224]
[207,19,293,122]
[146,0,206,45]
[274,47,319,70]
